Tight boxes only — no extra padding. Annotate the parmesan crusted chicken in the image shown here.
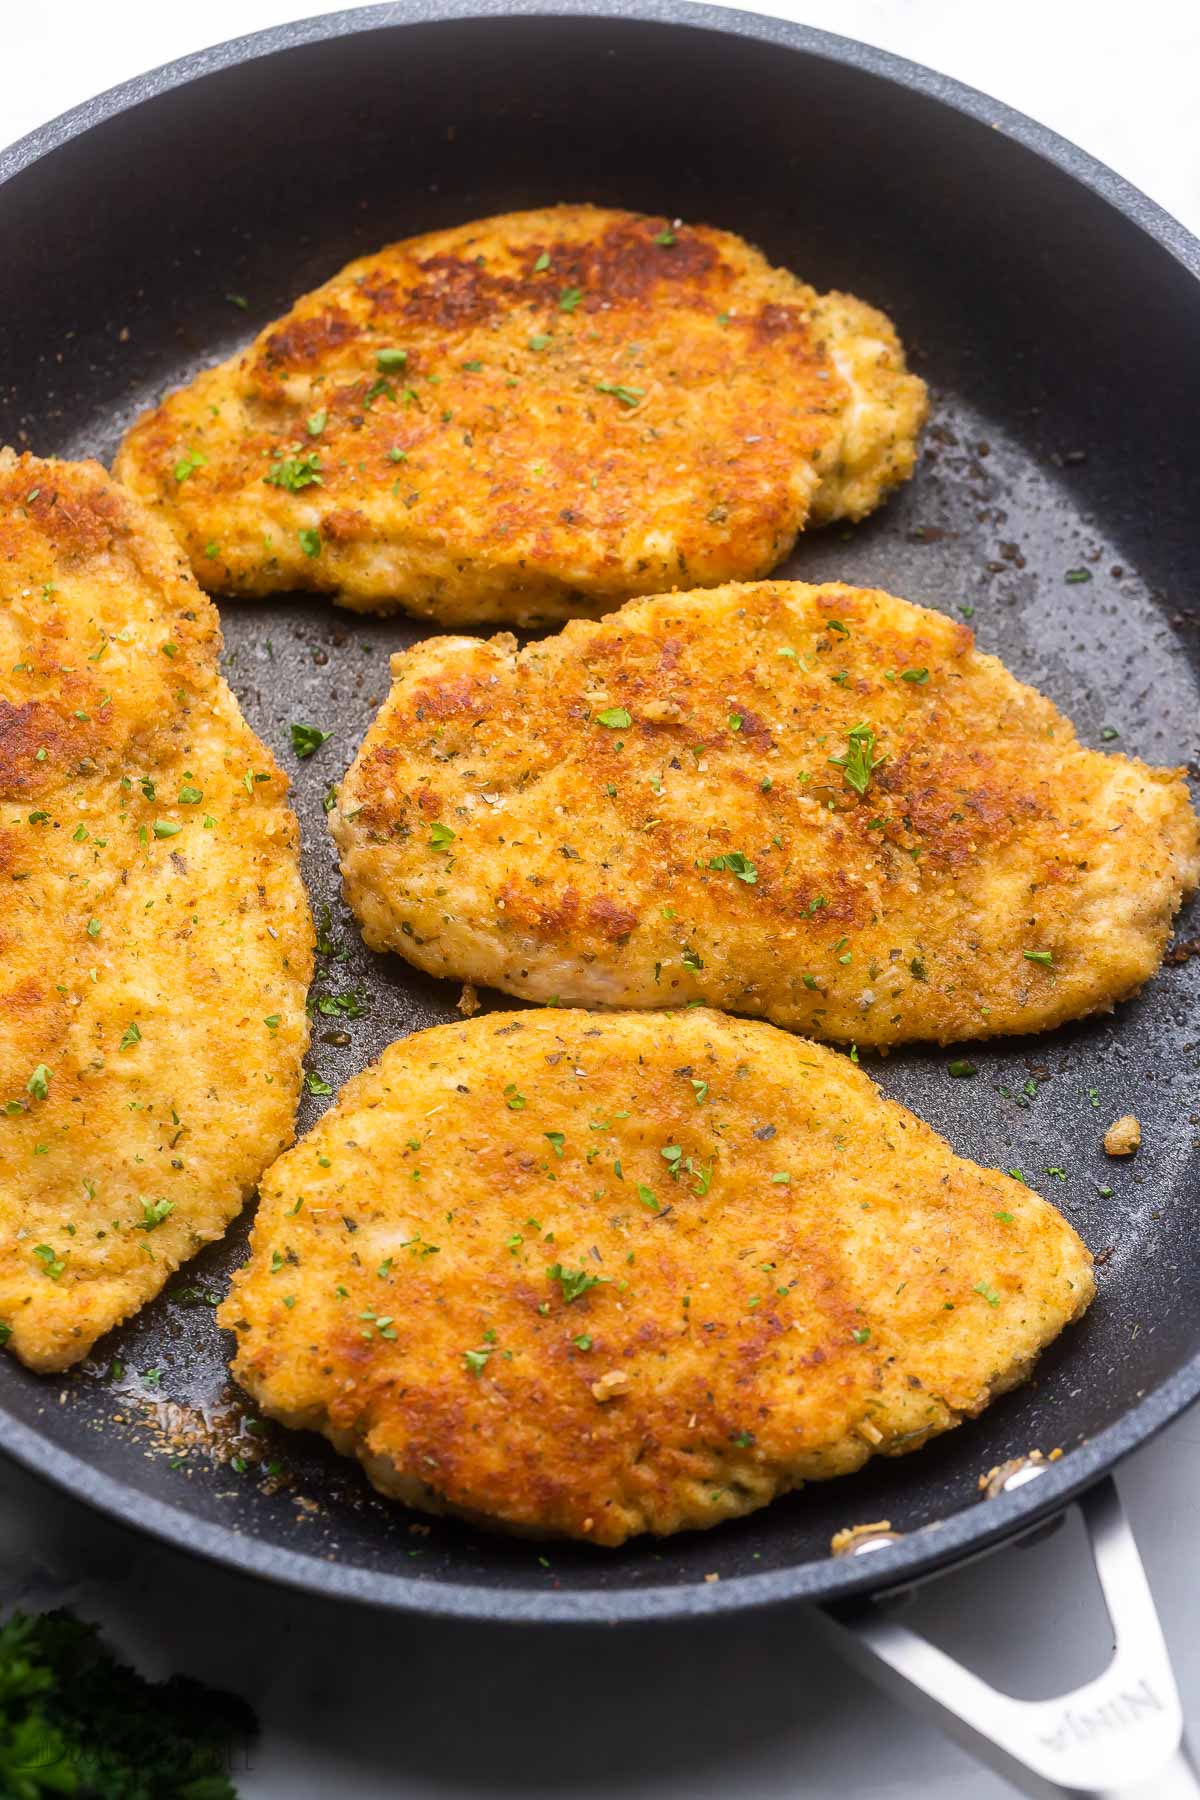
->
[332,579,1200,1045]
[0,452,313,1372]
[113,206,926,626]
[221,1009,1094,1545]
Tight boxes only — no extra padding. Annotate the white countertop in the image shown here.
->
[2,4,1199,1796]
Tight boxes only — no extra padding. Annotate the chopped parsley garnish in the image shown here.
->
[652,227,677,247]
[429,821,455,850]
[534,251,551,272]
[376,348,408,370]
[305,1072,333,1097]
[178,784,203,804]
[973,1280,1001,1307]
[545,1131,565,1157]
[681,946,704,972]
[528,333,553,351]
[708,851,757,884]
[119,1021,142,1052]
[636,1184,659,1212]
[298,527,321,558]
[307,409,327,436]
[947,1059,977,1078]
[828,721,886,797]
[547,1263,602,1303]
[691,1078,708,1104]
[34,1244,65,1281]
[596,706,631,728]
[152,819,182,839]
[26,1064,51,1101]
[595,383,644,408]
[140,1198,174,1232]
[86,917,101,938]
[900,667,929,684]
[265,452,322,492]
[1065,568,1092,584]
[173,448,207,483]
[1024,949,1054,967]
[852,1327,871,1344]
[503,1083,527,1111]
[558,286,583,312]
[464,1347,492,1376]
[290,722,332,759]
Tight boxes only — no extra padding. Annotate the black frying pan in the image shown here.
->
[2,6,1199,1792]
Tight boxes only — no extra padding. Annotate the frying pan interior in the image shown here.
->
[0,3,1198,1621]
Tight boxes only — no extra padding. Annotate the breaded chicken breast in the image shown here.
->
[0,452,313,1372]
[113,206,926,627]
[221,1009,1093,1545]
[331,579,1199,1046]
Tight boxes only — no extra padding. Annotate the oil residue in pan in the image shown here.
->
[5,385,1199,1599]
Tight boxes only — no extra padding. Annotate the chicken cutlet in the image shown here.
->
[0,451,313,1372]
[220,1008,1094,1545]
[331,579,1200,1046]
[113,206,926,627]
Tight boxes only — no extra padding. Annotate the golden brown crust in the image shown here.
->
[331,579,1200,1046]
[113,206,926,626]
[220,1009,1094,1545]
[0,451,314,1371]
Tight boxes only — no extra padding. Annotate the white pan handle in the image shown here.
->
[823,1474,1198,1799]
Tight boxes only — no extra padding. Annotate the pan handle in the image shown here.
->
[823,1475,1199,1799]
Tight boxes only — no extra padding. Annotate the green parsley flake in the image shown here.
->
[528,334,553,351]
[708,851,757,884]
[636,1184,659,1212]
[596,707,632,728]
[828,721,886,797]
[376,348,408,370]
[298,528,321,558]
[534,252,551,272]
[464,1347,492,1375]
[900,667,929,684]
[595,383,644,408]
[140,1198,174,1232]
[34,1245,66,1280]
[429,821,455,850]
[1024,949,1054,967]
[119,1021,142,1052]
[947,1059,977,1078]
[152,819,182,839]
[305,1072,334,1097]
[973,1280,1002,1307]
[307,410,327,436]
[26,1064,51,1101]
[547,1263,602,1303]
[173,448,207,483]
[291,722,333,759]
[559,286,583,312]
[265,452,322,492]
[504,1084,527,1111]
[652,227,677,247]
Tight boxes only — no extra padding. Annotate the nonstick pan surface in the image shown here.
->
[1,1,1199,1623]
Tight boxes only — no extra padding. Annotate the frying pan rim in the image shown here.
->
[1,0,1198,1624]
